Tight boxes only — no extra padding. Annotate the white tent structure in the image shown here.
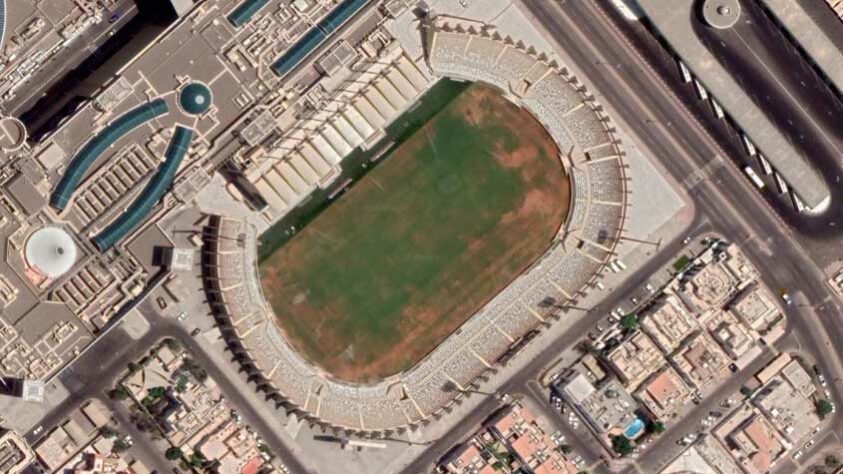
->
[25,227,77,278]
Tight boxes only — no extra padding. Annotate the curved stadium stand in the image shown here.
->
[200,21,629,434]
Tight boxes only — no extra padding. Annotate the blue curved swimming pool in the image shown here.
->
[624,417,645,438]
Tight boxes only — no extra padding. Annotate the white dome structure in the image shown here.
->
[25,227,77,278]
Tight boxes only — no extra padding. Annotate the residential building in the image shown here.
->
[753,376,820,443]
[560,375,639,436]
[635,366,691,420]
[484,403,578,474]
[731,415,786,474]
[0,431,34,474]
[729,284,782,332]
[640,295,698,352]
[673,332,730,391]
[34,401,109,471]
[704,310,759,361]
[442,441,491,474]
[755,353,792,386]
[678,244,756,316]
[661,435,743,474]
[779,359,815,398]
[605,331,665,390]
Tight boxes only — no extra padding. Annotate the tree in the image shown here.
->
[739,386,755,398]
[175,375,189,393]
[99,426,118,439]
[620,314,638,330]
[826,454,840,468]
[112,439,131,454]
[162,337,182,352]
[652,421,666,434]
[131,412,156,432]
[165,447,183,461]
[189,453,206,468]
[610,435,634,457]
[817,399,833,419]
[559,444,573,454]
[142,386,167,408]
[182,358,208,383]
[148,387,167,399]
[108,386,129,401]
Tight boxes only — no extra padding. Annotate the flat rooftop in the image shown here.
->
[760,0,843,98]
[637,0,831,210]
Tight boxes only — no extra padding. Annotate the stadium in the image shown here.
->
[201,19,629,434]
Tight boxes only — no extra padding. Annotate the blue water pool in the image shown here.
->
[624,417,645,438]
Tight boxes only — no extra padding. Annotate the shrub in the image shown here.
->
[165,447,183,461]
[610,435,634,456]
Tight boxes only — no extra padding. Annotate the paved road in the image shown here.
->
[29,310,312,474]
[4,0,138,118]
[105,395,174,474]
[25,2,843,473]
[400,1,843,472]
[398,212,704,474]
[691,0,843,234]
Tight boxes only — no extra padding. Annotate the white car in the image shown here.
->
[645,283,655,294]
[781,292,793,306]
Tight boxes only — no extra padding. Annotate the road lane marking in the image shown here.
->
[682,155,725,189]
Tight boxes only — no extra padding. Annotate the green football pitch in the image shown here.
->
[259,83,570,382]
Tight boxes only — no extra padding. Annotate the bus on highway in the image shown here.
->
[774,172,789,194]
[678,60,692,83]
[757,154,772,175]
[744,166,765,189]
[694,79,709,100]
[710,98,725,119]
[741,134,757,156]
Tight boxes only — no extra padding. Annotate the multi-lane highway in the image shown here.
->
[692,0,843,234]
[29,307,312,474]
[22,2,843,473]
[400,1,843,472]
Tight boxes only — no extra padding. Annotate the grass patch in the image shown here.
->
[259,83,570,381]
[258,80,470,262]
[672,255,691,272]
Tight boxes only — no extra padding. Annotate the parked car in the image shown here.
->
[780,290,793,305]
